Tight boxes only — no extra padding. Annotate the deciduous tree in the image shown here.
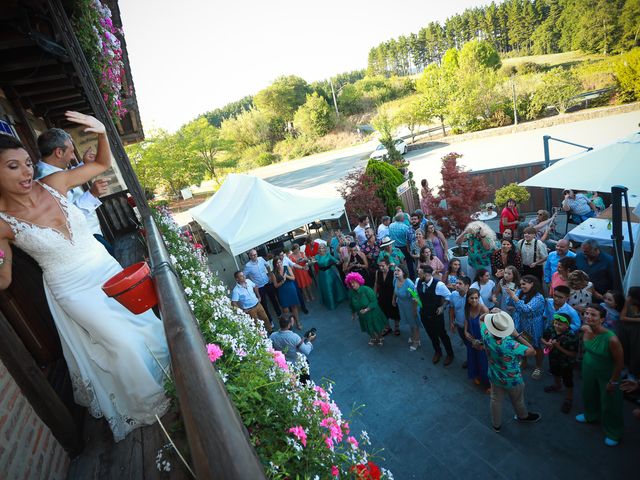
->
[293,93,335,138]
[426,152,492,237]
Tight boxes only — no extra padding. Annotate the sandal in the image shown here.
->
[394,328,400,336]
[368,339,375,346]
[382,326,392,336]
[532,368,543,380]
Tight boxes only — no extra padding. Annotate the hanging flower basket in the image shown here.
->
[72,0,129,120]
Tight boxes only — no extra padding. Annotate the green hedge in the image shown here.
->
[364,160,404,214]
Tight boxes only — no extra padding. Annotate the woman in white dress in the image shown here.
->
[0,112,169,442]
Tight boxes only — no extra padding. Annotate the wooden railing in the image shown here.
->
[143,215,266,478]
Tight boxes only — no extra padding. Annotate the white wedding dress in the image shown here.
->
[0,182,170,441]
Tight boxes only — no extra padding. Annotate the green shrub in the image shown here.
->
[365,160,404,214]
[501,65,517,77]
[614,48,640,102]
[255,152,278,166]
[518,62,544,74]
[273,135,321,160]
[495,183,530,206]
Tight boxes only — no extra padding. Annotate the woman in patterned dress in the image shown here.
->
[505,275,546,380]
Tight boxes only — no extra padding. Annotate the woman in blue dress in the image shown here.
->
[392,266,420,350]
[272,256,301,329]
[464,288,490,389]
[505,274,546,380]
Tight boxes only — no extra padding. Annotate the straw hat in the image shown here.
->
[380,236,395,247]
[484,311,515,338]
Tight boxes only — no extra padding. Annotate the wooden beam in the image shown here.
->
[0,64,67,85]
[0,47,58,72]
[4,86,40,161]
[34,99,88,114]
[13,78,77,96]
[28,91,82,104]
[0,310,82,455]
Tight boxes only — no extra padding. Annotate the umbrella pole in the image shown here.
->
[344,211,352,232]
[543,135,552,213]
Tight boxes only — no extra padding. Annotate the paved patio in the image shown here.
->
[303,298,638,480]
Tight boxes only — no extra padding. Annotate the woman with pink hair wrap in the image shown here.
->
[346,272,388,346]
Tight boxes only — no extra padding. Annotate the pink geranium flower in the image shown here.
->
[347,436,359,449]
[313,400,331,416]
[331,465,339,477]
[271,349,289,371]
[287,425,307,446]
[206,343,223,363]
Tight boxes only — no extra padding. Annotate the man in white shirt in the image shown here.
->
[243,249,281,323]
[416,264,454,365]
[517,227,548,283]
[36,128,112,253]
[353,215,369,246]
[230,271,272,333]
[377,216,391,242]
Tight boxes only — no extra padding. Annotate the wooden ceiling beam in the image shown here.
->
[28,91,83,104]
[35,99,88,115]
[12,78,76,96]
[0,64,68,85]
[0,55,58,73]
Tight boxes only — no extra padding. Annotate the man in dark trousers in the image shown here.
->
[416,264,454,365]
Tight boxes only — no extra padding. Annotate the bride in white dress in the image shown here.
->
[0,112,169,442]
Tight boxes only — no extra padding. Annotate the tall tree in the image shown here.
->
[254,75,310,123]
[179,117,232,185]
[620,0,640,49]
[416,63,453,135]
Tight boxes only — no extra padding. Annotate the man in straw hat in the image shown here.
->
[480,310,541,432]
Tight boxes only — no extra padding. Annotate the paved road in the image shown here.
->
[255,110,640,197]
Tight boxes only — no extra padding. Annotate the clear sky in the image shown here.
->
[119,0,488,132]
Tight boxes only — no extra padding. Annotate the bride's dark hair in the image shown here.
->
[0,134,25,154]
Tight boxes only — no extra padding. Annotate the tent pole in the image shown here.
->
[344,211,352,232]
[233,255,239,270]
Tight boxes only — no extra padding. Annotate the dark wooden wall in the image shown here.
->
[469,161,610,213]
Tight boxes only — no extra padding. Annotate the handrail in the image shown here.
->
[143,215,266,479]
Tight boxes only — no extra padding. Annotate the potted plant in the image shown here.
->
[494,183,530,208]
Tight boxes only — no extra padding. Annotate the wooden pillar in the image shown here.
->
[4,87,40,160]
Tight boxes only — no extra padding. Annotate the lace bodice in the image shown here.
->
[0,182,98,274]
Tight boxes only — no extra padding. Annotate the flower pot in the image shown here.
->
[102,262,158,314]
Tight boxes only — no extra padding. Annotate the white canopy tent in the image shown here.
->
[519,132,640,293]
[520,132,640,201]
[190,174,346,266]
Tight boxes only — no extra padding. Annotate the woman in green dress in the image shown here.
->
[315,244,346,310]
[576,304,624,446]
[346,272,388,346]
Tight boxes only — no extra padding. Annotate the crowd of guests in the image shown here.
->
[234,203,640,446]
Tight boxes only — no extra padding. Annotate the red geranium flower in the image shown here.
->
[350,461,381,480]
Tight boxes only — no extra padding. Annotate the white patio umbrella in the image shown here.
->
[520,132,640,198]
